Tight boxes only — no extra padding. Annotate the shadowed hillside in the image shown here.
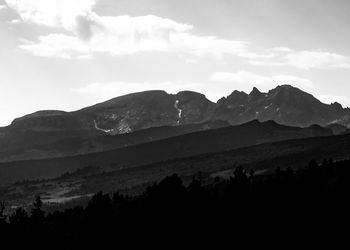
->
[0,120,332,184]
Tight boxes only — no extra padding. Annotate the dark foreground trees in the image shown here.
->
[1,158,350,248]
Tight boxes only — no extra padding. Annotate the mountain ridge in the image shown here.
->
[1,85,349,163]
[5,85,350,133]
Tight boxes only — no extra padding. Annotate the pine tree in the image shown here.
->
[31,196,45,225]
[0,201,7,228]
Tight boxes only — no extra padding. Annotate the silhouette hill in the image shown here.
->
[0,120,333,183]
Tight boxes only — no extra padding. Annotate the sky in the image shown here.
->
[1,0,350,126]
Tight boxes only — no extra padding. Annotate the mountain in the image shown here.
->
[215,85,350,127]
[1,122,349,207]
[8,90,214,134]
[0,120,332,184]
[0,91,216,161]
[1,85,350,163]
[5,85,350,136]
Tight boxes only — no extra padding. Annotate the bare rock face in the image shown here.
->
[2,85,350,154]
[1,85,350,163]
[214,85,350,127]
[175,91,215,125]
[6,85,350,133]
[5,85,350,136]
[76,90,216,135]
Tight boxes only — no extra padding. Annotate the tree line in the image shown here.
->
[1,158,350,248]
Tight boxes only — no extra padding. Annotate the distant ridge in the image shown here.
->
[0,120,332,183]
[0,85,349,162]
[5,85,350,135]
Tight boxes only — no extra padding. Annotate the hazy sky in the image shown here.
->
[1,0,350,126]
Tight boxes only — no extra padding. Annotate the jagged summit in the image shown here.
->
[248,87,265,102]
[214,85,350,127]
[275,84,293,89]
[1,84,349,163]
[249,87,262,95]
[3,85,350,136]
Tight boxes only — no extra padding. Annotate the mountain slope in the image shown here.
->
[0,120,229,162]
[0,91,216,161]
[5,85,350,136]
[8,90,215,134]
[1,85,350,163]
[215,85,350,127]
[0,120,332,184]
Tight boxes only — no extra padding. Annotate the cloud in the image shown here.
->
[8,19,21,24]
[0,4,8,11]
[5,0,97,31]
[247,48,350,70]
[17,14,248,58]
[18,14,248,58]
[210,70,314,92]
[6,0,350,69]
[6,0,248,59]
[185,58,198,64]
[284,51,350,69]
[19,34,90,59]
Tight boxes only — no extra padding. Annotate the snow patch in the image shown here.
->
[174,100,183,125]
[110,114,118,120]
[264,104,272,109]
[94,120,114,133]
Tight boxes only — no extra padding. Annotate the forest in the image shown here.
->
[1,158,349,248]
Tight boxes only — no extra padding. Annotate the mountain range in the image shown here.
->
[0,84,349,163]
[2,84,350,206]
[5,85,350,135]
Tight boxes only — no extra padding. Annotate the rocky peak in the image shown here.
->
[175,91,215,124]
[229,90,248,99]
[4,85,350,137]
[248,87,264,102]
[218,90,248,107]
[331,102,343,111]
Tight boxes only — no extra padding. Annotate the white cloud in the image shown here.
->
[18,14,248,58]
[170,33,248,58]
[19,34,90,59]
[185,58,198,64]
[284,50,350,69]
[17,14,248,58]
[6,0,350,69]
[4,0,97,31]
[6,0,248,59]
[0,4,8,11]
[247,48,350,70]
[210,70,314,93]
[8,19,21,24]
[271,47,293,53]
